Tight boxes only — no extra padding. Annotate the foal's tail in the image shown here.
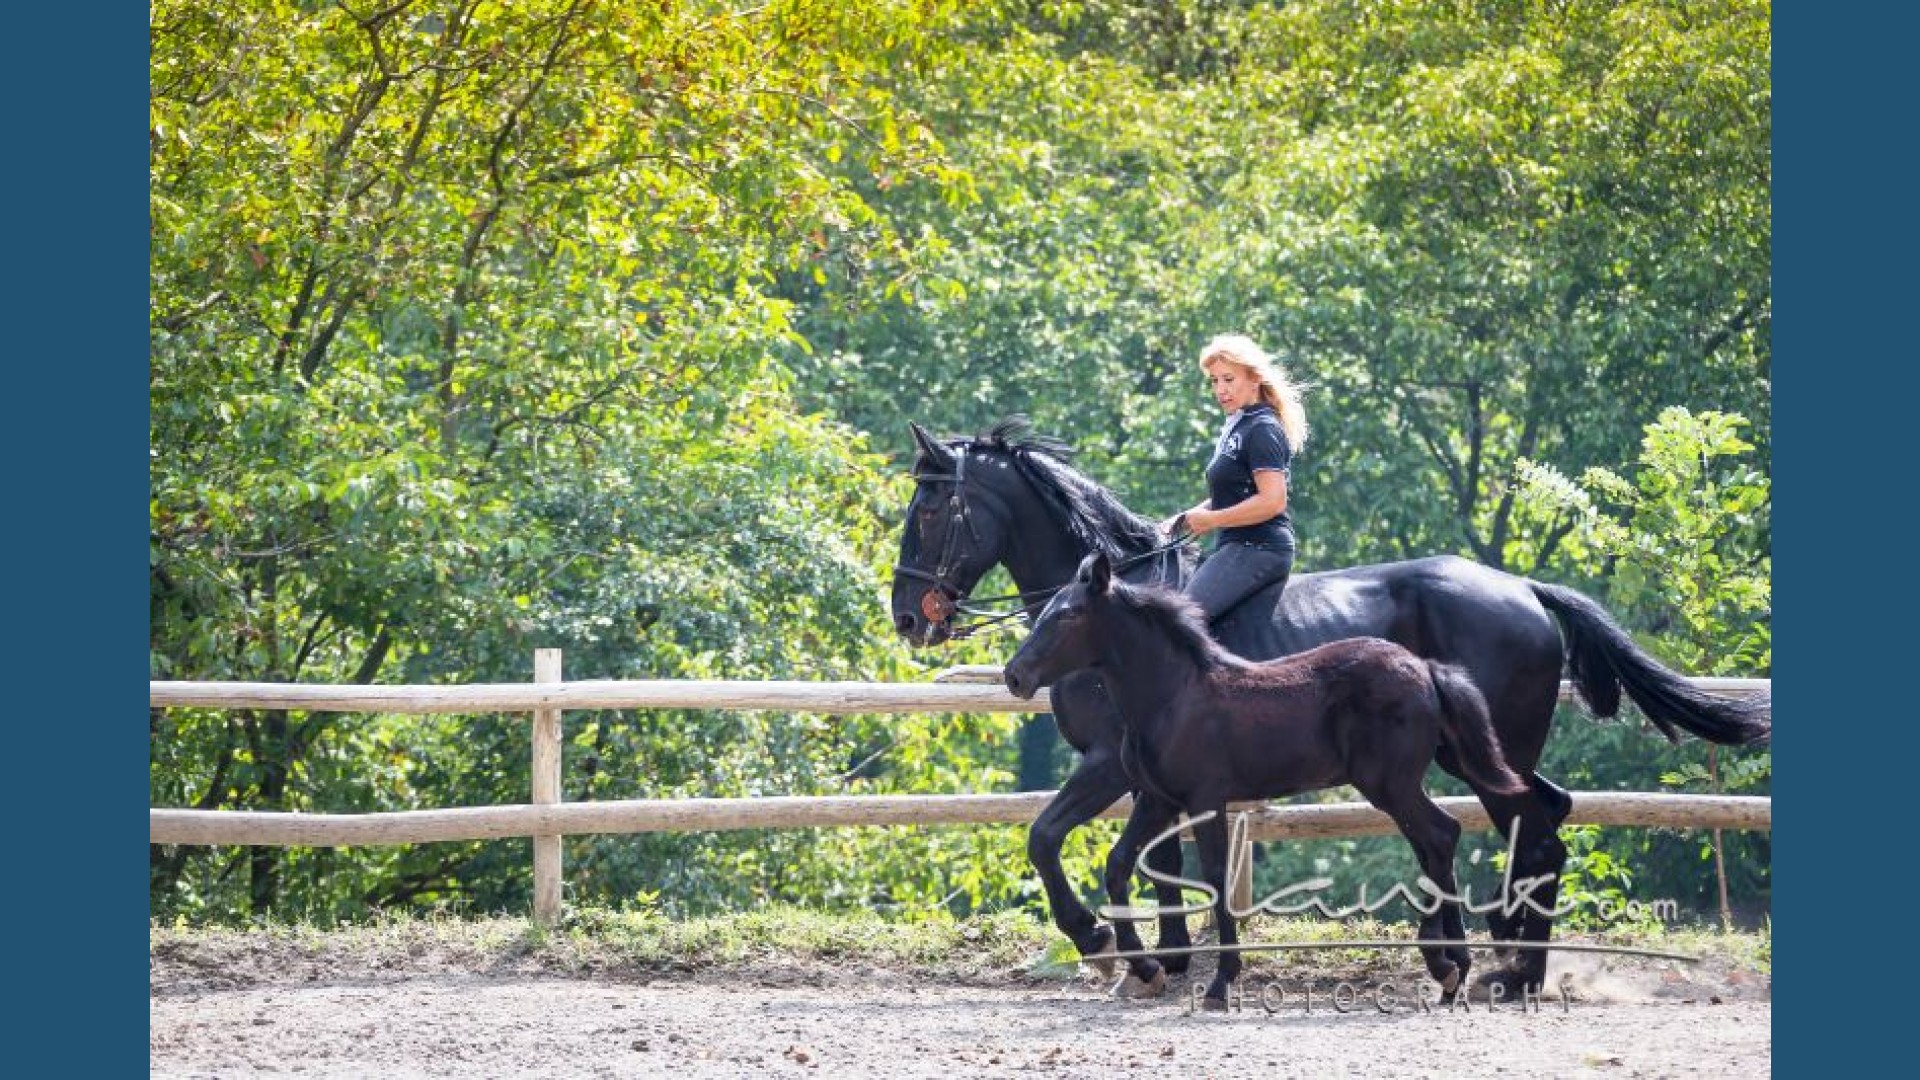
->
[1528,581,1771,747]
[1426,661,1530,796]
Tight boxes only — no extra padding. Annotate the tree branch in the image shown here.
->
[352,627,396,685]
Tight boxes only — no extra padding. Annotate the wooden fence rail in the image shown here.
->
[150,657,1772,923]
[150,791,1770,847]
[150,675,1769,714]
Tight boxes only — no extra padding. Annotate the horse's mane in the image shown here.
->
[963,416,1183,567]
[1109,578,1234,671]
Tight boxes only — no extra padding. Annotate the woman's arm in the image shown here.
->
[1184,470,1286,536]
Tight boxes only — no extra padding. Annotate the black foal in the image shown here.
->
[1004,553,1529,1008]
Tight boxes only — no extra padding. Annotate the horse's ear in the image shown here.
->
[1078,552,1113,594]
[910,422,957,471]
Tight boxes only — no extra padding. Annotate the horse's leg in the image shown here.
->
[1057,678,1192,969]
[1141,805,1193,973]
[1509,771,1575,963]
[1435,751,1571,952]
[1190,806,1242,1008]
[1101,794,1181,998]
[1467,784,1569,996]
[1027,750,1133,972]
[1531,770,1574,825]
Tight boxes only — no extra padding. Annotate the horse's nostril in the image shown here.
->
[895,612,917,636]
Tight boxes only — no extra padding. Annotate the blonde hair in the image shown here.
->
[1198,334,1309,450]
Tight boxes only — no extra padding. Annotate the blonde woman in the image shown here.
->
[1162,334,1310,624]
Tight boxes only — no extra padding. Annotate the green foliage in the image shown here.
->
[1490,824,1662,934]
[1516,407,1770,677]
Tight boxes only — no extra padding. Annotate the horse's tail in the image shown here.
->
[1528,581,1771,747]
[1426,661,1529,796]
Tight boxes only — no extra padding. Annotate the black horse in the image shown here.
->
[890,417,1770,992]
[1005,553,1531,1007]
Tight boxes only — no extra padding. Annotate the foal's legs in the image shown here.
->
[1190,806,1243,1008]
[1141,816,1194,973]
[1365,779,1471,1002]
[1101,793,1182,997]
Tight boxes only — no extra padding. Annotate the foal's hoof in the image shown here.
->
[1437,966,1462,1005]
[1200,995,1228,1012]
[1083,932,1119,979]
[1111,968,1169,1000]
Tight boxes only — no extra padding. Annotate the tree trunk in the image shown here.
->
[1016,714,1061,792]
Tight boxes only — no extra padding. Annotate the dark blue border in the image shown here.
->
[1775,3,1911,1065]
[1,7,146,1071]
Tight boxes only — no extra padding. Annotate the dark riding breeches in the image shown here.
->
[1185,539,1294,623]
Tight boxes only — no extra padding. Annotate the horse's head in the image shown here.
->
[1004,552,1114,699]
[890,422,1024,646]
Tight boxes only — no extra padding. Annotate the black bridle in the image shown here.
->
[892,449,1009,635]
[892,447,1194,640]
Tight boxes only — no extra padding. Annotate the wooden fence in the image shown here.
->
[150,653,1771,922]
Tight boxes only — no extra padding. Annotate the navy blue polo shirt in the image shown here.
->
[1204,403,1295,548]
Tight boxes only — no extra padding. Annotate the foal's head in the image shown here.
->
[1003,552,1224,700]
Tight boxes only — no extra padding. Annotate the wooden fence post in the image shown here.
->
[532,648,563,924]
[1230,814,1254,919]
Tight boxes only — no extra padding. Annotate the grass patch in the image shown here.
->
[151,904,1059,988]
[150,906,1771,990]
[552,904,1052,978]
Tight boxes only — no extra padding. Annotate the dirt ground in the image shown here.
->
[151,936,1769,1078]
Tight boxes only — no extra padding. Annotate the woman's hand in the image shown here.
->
[1164,502,1215,538]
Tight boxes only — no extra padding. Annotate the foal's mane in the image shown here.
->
[963,416,1181,567]
[1109,578,1236,672]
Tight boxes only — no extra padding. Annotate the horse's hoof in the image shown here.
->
[1084,934,1119,979]
[1471,964,1543,1000]
[1435,967,1462,1005]
[1111,968,1169,1000]
[1201,996,1228,1012]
